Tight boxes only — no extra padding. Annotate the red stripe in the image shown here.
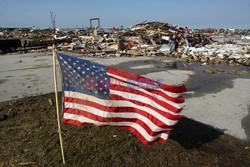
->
[107,67,187,93]
[63,118,169,145]
[64,96,182,123]
[64,118,83,126]
[110,83,182,113]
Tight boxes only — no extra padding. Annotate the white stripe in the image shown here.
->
[64,113,169,142]
[107,72,182,98]
[65,102,173,131]
[64,91,181,123]
[110,78,185,109]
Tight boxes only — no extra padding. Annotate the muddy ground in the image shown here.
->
[0,93,249,167]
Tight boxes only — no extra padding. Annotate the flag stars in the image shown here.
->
[58,54,110,98]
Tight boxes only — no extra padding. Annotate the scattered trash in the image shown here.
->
[158,44,171,54]
[48,98,53,106]
[18,162,39,167]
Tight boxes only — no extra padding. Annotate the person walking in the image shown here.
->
[170,32,179,52]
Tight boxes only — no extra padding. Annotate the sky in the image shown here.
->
[0,0,250,29]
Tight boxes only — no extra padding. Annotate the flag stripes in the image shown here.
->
[57,53,186,144]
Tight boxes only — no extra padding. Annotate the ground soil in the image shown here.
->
[0,93,249,167]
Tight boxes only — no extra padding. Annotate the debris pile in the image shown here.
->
[58,21,212,57]
[1,21,250,66]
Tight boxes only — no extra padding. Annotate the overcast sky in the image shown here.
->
[0,0,250,29]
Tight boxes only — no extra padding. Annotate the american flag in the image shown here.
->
[57,53,186,144]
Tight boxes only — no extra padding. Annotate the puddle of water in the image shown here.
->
[176,62,250,98]
[112,59,176,75]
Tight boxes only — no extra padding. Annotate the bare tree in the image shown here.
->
[50,10,56,34]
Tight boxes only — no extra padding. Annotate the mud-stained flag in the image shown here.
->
[57,52,186,144]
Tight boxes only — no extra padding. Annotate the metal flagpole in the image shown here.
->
[52,44,66,165]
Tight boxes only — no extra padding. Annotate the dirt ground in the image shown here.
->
[0,93,249,167]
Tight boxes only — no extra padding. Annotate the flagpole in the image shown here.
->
[52,44,66,165]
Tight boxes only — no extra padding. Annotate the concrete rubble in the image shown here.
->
[185,44,250,66]
[1,21,250,66]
